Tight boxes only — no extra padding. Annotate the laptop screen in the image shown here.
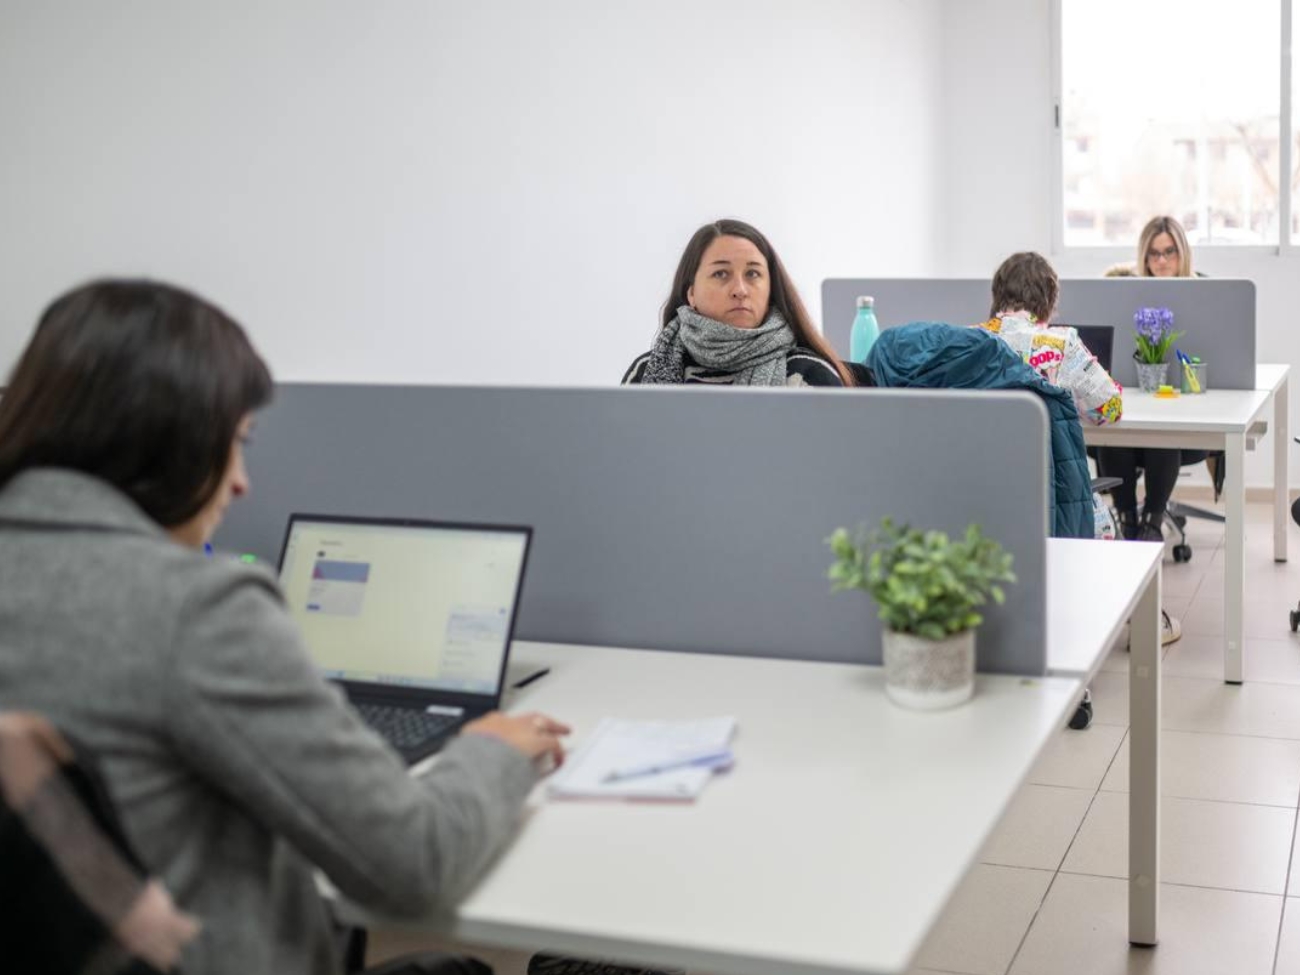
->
[278,517,530,697]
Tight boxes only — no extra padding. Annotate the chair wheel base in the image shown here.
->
[1172,544,1192,563]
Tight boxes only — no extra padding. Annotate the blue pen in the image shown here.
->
[601,749,734,783]
[203,542,214,557]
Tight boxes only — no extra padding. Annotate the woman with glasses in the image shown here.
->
[1137,214,1195,277]
[1093,215,1200,647]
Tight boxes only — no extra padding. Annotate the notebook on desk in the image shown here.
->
[276,514,532,765]
[548,716,737,801]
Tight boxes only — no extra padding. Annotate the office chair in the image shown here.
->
[1288,439,1300,632]
[0,710,488,975]
[0,711,198,974]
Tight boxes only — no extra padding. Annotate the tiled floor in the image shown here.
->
[911,500,1300,975]
[371,500,1300,975]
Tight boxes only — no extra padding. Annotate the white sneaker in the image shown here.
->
[1122,612,1182,649]
[1161,610,1182,646]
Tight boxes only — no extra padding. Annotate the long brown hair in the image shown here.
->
[662,219,854,386]
[0,280,273,526]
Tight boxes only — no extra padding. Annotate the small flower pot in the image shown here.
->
[1135,362,1168,393]
[881,629,975,710]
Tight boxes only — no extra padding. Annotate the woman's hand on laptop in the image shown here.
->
[464,711,571,772]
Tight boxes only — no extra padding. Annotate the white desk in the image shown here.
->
[1084,363,1290,683]
[1047,538,1163,945]
[339,541,1162,975]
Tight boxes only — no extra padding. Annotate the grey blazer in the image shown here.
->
[0,469,539,975]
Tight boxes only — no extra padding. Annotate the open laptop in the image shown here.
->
[1069,324,1115,373]
[276,514,532,765]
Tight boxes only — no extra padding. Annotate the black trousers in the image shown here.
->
[1095,447,1211,516]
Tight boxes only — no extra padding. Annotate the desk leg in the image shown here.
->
[1275,376,1289,563]
[1225,432,1247,684]
[1129,565,1161,946]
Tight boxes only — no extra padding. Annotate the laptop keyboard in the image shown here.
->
[355,703,461,752]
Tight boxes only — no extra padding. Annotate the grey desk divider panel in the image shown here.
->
[214,384,1050,675]
[823,277,1256,389]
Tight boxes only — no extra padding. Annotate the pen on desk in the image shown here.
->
[512,668,551,689]
[601,749,733,783]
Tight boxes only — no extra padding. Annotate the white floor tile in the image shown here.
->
[1028,724,1127,791]
[1286,818,1300,897]
[912,864,1052,975]
[1180,596,1297,641]
[1087,670,1131,726]
[1276,898,1300,975]
[1062,791,1293,894]
[1010,874,1282,975]
[979,784,1095,871]
[1162,676,1300,740]
[1164,633,1300,686]
[1101,729,1300,807]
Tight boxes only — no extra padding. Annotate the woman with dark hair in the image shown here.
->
[0,280,569,975]
[622,219,853,386]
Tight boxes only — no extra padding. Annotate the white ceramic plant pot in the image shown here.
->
[881,629,976,710]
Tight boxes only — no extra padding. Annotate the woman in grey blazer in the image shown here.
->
[0,280,569,975]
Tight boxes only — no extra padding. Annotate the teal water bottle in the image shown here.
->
[850,296,879,363]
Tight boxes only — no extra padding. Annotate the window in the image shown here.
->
[1059,0,1289,248]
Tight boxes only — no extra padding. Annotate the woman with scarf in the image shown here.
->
[622,219,853,387]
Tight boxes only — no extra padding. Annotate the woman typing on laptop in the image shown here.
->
[0,280,569,975]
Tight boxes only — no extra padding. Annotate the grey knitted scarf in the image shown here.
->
[640,305,797,386]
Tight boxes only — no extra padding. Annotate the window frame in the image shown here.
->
[1050,0,1295,258]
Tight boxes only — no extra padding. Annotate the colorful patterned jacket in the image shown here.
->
[976,312,1123,426]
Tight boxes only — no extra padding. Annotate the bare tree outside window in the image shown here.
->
[1061,0,1283,247]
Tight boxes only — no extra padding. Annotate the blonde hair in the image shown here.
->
[1103,262,1136,278]
[1137,215,1193,277]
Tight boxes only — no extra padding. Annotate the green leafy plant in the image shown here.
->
[827,518,1016,640]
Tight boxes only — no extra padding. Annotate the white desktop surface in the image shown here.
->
[1046,537,1162,677]
[338,541,1160,974]
[1082,362,1290,682]
[465,643,1081,975]
[1084,386,1271,440]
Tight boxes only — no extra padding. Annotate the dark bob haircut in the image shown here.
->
[0,280,273,527]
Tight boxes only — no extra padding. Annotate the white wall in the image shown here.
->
[0,0,942,385]
[940,0,1300,489]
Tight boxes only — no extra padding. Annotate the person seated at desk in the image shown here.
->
[0,280,570,975]
[1095,215,1206,546]
[974,251,1123,426]
[622,218,853,387]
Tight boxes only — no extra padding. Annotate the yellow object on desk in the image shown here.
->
[1154,385,1180,399]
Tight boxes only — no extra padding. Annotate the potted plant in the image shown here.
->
[827,518,1016,709]
[1133,306,1183,392]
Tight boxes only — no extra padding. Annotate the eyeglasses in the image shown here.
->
[1147,245,1179,263]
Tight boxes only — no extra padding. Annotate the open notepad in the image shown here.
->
[547,716,737,801]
